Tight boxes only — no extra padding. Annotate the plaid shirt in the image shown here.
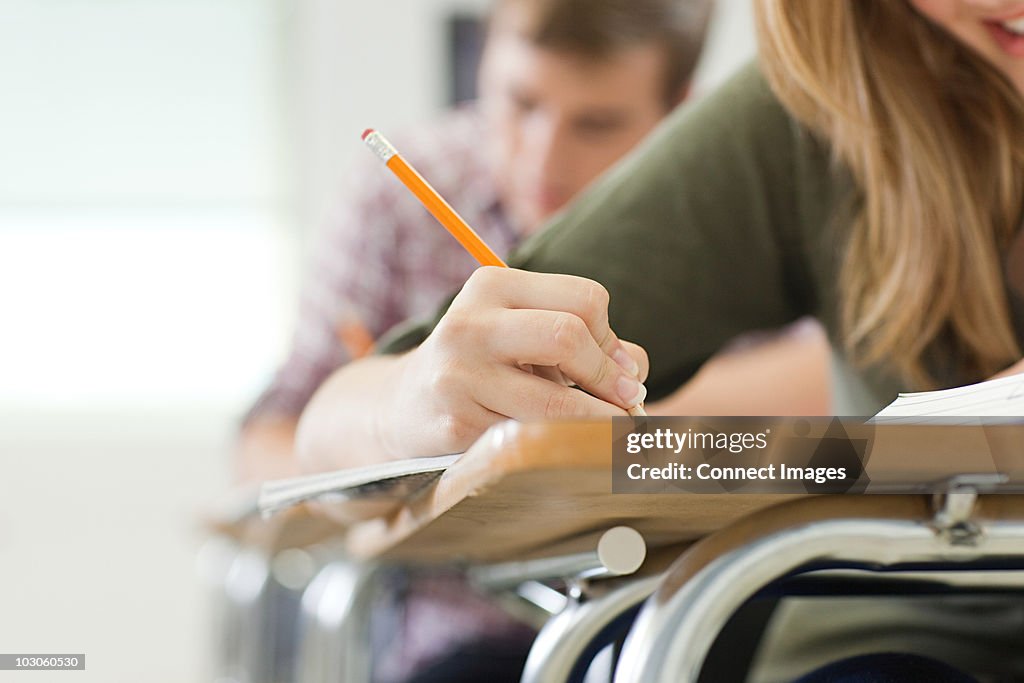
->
[246,107,519,423]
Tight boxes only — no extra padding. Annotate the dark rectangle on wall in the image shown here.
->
[448,14,485,105]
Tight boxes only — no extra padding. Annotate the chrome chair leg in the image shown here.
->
[294,559,382,683]
[521,576,659,683]
[615,495,1024,683]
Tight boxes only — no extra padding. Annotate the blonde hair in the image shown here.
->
[755,0,1024,387]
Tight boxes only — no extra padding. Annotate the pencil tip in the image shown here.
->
[361,128,375,141]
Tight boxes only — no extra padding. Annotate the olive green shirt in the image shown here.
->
[380,63,1024,414]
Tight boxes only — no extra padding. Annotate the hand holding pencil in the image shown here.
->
[362,128,648,426]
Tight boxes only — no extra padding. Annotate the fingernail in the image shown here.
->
[617,376,647,407]
[612,347,640,377]
[628,403,647,417]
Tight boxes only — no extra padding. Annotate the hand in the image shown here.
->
[379,267,649,457]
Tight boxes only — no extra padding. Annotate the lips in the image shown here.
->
[984,18,1024,57]
[1002,16,1024,34]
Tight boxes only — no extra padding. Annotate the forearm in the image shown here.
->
[649,323,831,417]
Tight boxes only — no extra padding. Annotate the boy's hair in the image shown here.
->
[493,0,713,107]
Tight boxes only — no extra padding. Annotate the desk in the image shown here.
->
[344,420,806,562]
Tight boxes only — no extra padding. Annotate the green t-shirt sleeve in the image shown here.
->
[375,300,452,355]
[378,64,822,399]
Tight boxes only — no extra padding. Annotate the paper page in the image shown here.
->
[873,372,1024,423]
[258,453,461,517]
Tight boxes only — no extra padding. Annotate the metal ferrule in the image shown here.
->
[363,131,396,163]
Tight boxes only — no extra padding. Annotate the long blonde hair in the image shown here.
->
[755,0,1024,387]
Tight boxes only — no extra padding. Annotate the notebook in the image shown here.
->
[873,372,1024,423]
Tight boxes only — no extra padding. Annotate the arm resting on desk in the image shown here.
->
[649,320,831,417]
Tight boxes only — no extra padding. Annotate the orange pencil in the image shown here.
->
[361,128,645,416]
[361,129,507,268]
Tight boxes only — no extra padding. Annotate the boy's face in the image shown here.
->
[479,20,676,235]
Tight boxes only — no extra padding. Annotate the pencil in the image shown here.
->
[362,129,506,268]
[361,128,645,417]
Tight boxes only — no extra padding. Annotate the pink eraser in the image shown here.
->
[361,128,375,141]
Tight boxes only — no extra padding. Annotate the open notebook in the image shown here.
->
[873,372,1024,423]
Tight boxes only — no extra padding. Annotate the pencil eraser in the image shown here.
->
[362,129,396,163]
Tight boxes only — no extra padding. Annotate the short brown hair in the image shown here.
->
[492,0,713,107]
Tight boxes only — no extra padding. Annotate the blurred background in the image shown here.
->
[0,1,753,680]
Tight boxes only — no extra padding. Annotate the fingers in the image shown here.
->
[462,268,637,373]
[620,341,650,417]
[528,365,572,386]
[478,367,630,420]
[459,266,643,384]
[485,309,646,410]
[620,341,650,383]
[430,267,650,432]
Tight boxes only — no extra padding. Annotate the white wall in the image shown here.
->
[0,3,293,682]
[0,0,296,408]
[0,0,287,207]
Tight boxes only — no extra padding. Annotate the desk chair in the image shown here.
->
[290,420,798,683]
[204,509,341,683]
[294,525,649,683]
[617,491,1024,683]
[295,557,384,683]
[214,420,1024,682]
